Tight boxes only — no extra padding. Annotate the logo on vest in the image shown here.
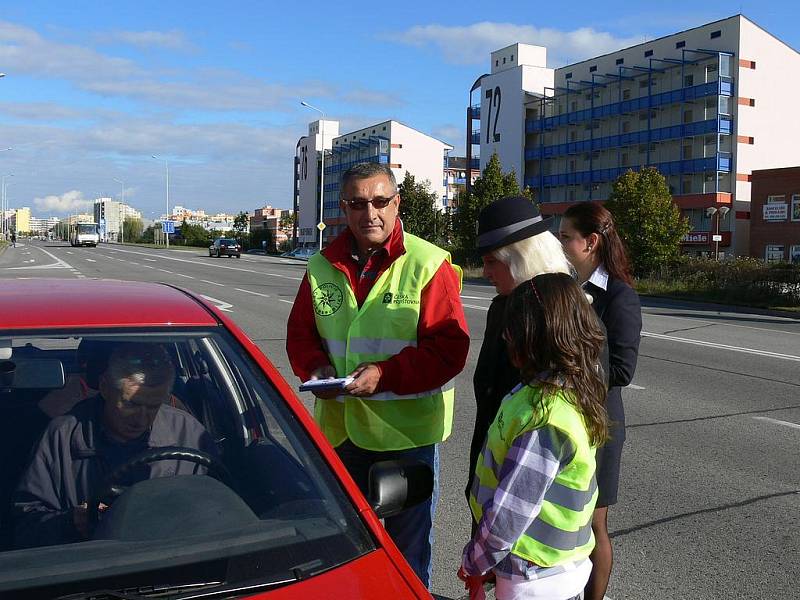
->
[312,283,344,316]
[381,292,420,306]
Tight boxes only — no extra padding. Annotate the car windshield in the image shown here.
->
[0,329,374,598]
[219,239,236,245]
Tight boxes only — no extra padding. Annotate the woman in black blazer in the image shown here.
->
[560,202,642,600]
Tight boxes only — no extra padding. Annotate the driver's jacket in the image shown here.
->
[12,396,216,549]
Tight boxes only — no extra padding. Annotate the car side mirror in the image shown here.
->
[367,459,433,520]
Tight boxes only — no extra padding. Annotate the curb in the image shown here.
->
[639,293,800,321]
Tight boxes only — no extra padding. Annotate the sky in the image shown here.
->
[0,0,798,219]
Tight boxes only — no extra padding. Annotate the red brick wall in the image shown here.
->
[750,167,800,261]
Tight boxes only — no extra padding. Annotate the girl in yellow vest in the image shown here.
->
[460,273,609,600]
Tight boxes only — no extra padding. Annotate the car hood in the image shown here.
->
[242,549,428,599]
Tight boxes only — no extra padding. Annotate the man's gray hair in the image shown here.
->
[492,231,571,286]
[341,162,397,196]
[105,343,175,391]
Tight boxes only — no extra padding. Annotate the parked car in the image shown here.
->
[209,238,241,258]
[0,279,433,599]
[282,247,317,261]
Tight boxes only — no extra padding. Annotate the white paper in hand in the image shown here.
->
[299,376,354,392]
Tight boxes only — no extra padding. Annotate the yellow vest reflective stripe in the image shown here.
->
[307,233,459,451]
[469,384,598,567]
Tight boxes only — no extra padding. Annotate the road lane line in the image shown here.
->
[641,331,800,363]
[144,258,157,262]
[199,294,233,312]
[461,294,494,300]
[278,299,294,305]
[752,416,800,430]
[643,310,800,336]
[200,279,225,287]
[462,303,489,311]
[158,269,173,273]
[177,274,194,279]
[85,258,96,262]
[234,288,270,298]
[7,245,76,271]
[628,384,646,390]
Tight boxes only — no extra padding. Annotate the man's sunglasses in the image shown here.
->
[341,195,396,210]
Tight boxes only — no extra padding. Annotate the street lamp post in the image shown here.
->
[2,174,13,239]
[113,178,125,244]
[706,205,731,260]
[151,156,170,248]
[300,101,326,251]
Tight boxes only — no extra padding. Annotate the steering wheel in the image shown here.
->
[87,446,232,531]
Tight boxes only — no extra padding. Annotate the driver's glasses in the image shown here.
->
[342,195,395,210]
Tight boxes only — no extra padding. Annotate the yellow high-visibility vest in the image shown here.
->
[306,233,459,451]
[470,384,598,567]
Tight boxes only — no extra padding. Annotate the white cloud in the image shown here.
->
[33,190,90,214]
[95,29,194,51]
[388,22,644,67]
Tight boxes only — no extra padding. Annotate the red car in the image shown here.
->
[0,279,433,599]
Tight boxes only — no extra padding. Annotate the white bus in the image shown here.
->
[69,222,100,247]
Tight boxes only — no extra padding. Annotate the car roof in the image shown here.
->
[0,279,219,330]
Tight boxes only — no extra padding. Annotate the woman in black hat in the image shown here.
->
[467,196,573,496]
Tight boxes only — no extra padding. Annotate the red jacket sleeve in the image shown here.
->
[376,261,470,395]
[286,274,333,382]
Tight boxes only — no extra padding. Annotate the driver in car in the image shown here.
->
[12,343,217,549]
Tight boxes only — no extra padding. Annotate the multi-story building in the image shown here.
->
[250,205,291,250]
[443,156,479,209]
[93,198,142,241]
[10,207,31,234]
[295,119,452,247]
[467,15,800,256]
[750,166,800,263]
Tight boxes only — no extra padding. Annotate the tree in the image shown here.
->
[397,172,447,243]
[179,218,212,247]
[279,211,297,231]
[605,167,691,276]
[233,211,249,237]
[452,152,533,261]
[122,217,143,243]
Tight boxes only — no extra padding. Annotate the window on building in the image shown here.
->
[495,60,499,67]
[622,121,631,133]
[511,54,514,61]
[710,30,722,39]
[565,72,572,79]
[621,152,629,166]
[589,65,597,73]
[681,178,692,194]
[792,195,800,221]
[570,100,577,111]
[503,57,506,64]
[684,74,694,87]
[682,145,693,159]
[622,88,631,100]
[569,130,578,142]
[683,109,693,124]
[765,244,785,263]
[569,160,576,172]
[790,245,800,264]
[676,41,686,49]
[639,79,648,89]
[568,189,576,201]
[645,49,654,57]
[616,58,624,65]
[719,96,731,115]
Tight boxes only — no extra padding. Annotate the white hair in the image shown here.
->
[492,231,571,286]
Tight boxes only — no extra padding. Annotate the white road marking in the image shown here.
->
[142,265,154,269]
[86,258,96,262]
[234,287,270,298]
[200,279,224,287]
[66,251,73,254]
[106,247,303,280]
[641,332,800,363]
[460,294,493,300]
[144,258,157,262]
[177,274,194,279]
[129,262,140,265]
[7,246,75,271]
[199,294,233,312]
[752,416,800,430]
[157,269,173,274]
[278,299,294,305]
[627,384,646,390]
[462,303,489,311]
[644,310,800,336]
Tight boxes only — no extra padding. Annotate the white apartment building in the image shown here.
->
[467,15,800,256]
[94,198,142,241]
[295,119,452,247]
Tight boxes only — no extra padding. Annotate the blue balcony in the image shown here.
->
[470,132,481,145]
[525,153,730,189]
[525,80,733,133]
[470,157,480,170]
[324,153,389,175]
[524,118,731,161]
[469,105,480,119]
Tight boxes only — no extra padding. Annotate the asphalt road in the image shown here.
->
[2,240,799,599]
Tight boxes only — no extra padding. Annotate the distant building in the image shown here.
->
[10,207,31,234]
[93,197,142,241]
[750,167,800,263]
[250,205,291,250]
[467,15,800,256]
[295,119,453,247]
[443,155,479,209]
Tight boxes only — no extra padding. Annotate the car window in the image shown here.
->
[0,330,375,597]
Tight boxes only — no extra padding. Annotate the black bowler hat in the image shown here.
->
[476,196,553,255]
